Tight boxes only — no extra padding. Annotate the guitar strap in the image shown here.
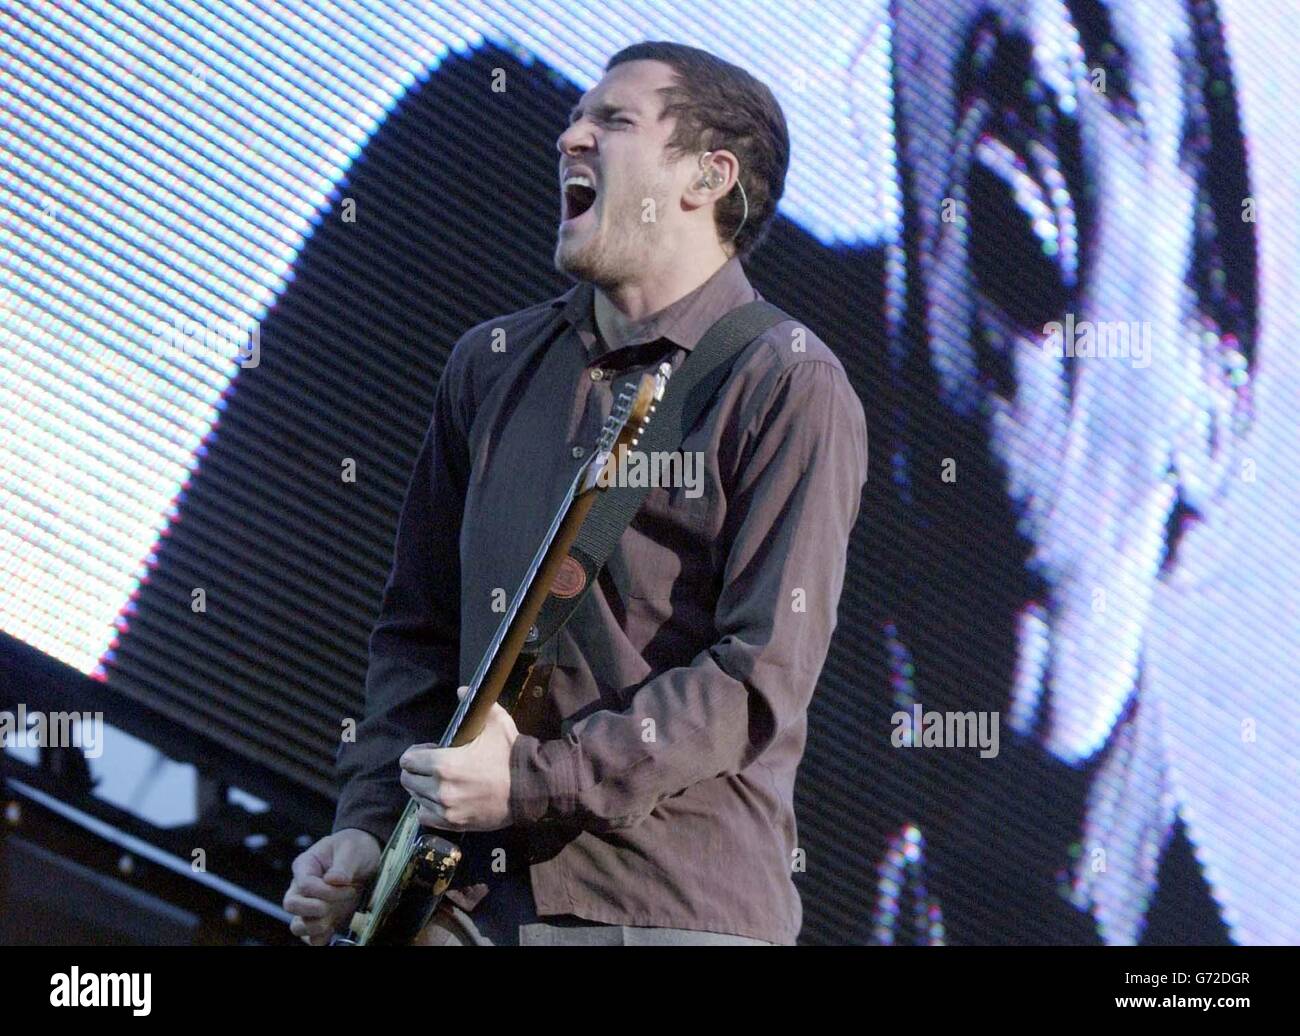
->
[519,290,792,660]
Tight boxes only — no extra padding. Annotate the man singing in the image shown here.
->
[283,41,868,946]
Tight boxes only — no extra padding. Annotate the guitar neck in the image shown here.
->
[439,465,596,749]
[440,372,655,749]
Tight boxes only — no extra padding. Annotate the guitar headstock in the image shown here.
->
[579,365,667,493]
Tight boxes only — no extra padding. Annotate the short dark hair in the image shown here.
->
[607,41,790,261]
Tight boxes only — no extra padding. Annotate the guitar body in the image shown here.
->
[348,835,462,947]
[333,802,464,946]
[375,832,462,946]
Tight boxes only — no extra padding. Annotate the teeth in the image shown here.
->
[563,174,595,189]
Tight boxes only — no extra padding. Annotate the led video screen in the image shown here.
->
[1,0,1296,944]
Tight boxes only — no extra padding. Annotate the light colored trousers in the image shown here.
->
[417,870,776,946]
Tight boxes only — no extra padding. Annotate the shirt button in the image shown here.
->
[571,445,586,459]
[589,367,604,381]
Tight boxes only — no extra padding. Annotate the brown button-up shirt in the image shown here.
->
[333,255,868,944]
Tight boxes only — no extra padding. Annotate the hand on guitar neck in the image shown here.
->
[399,685,520,832]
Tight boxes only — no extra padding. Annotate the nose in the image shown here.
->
[556,118,593,158]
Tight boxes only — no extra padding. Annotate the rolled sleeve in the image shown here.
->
[507,359,869,831]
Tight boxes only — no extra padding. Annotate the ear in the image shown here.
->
[686,149,740,206]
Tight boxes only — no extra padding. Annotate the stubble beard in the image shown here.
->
[557,214,641,289]
[555,177,665,289]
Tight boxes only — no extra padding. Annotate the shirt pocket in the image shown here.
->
[613,482,715,602]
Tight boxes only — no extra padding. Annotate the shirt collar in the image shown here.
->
[552,256,760,358]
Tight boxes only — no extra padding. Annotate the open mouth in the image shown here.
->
[563,181,597,223]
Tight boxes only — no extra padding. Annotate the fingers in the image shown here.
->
[284,832,377,944]
[293,874,360,901]
[324,833,379,886]
[416,801,458,830]
[400,774,452,827]
[283,893,332,920]
[393,769,453,828]
[290,913,336,946]
[286,890,349,947]
[400,768,432,798]
[282,875,358,921]
[290,842,328,883]
[400,743,452,778]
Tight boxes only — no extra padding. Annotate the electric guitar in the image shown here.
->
[333,368,663,945]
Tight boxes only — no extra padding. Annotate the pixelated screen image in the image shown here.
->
[1,0,1296,944]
